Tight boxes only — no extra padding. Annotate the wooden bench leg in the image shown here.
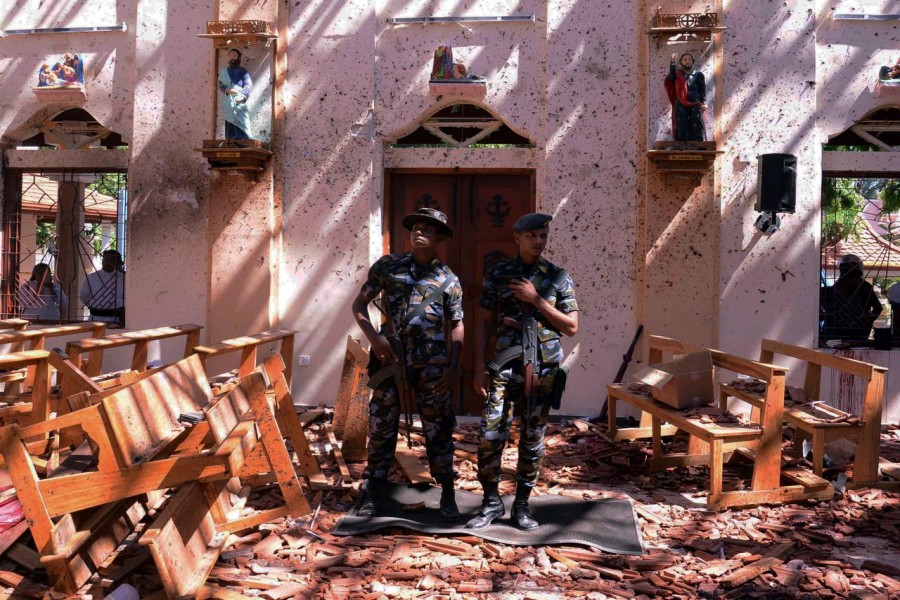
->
[651,416,662,458]
[709,438,723,498]
[687,434,709,456]
[855,370,885,483]
[261,356,327,489]
[244,374,311,516]
[719,388,729,412]
[811,431,825,477]
[606,394,617,438]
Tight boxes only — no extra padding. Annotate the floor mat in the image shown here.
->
[332,482,645,555]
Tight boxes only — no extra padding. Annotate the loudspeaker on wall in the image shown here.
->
[755,153,797,214]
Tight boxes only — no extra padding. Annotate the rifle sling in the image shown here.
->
[399,275,457,329]
[367,275,457,390]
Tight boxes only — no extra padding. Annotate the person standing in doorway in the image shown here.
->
[467,213,579,530]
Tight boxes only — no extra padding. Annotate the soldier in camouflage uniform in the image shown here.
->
[467,213,578,530]
[350,208,464,520]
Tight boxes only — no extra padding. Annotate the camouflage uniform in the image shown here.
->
[361,252,463,481]
[477,255,577,486]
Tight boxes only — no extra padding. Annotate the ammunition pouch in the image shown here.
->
[549,365,568,410]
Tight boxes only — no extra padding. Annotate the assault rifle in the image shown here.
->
[598,324,643,422]
[487,307,540,414]
[367,295,414,447]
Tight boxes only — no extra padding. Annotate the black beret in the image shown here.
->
[513,212,553,232]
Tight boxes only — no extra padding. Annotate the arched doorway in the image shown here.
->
[2,108,128,325]
[385,102,535,415]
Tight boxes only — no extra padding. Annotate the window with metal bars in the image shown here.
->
[820,175,900,346]
[1,171,127,326]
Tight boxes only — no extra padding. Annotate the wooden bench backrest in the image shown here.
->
[0,322,105,348]
[760,338,886,405]
[0,319,28,332]
[66,324,202,376]
[648,335,788,382]
[101,354,212,466]
[193,328,296,383]
[760,339,884,380]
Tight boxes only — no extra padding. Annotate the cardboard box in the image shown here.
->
[633,351,715,409]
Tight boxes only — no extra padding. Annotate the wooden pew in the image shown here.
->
[0,323,106,393]
[0,354,309,594]
[0,351,52,430]
[192,328,295,387]
[606,335,833,510]
[0,318,28,332]
[191,330,326,489]
[60,324,201,400]
[721,339,887,485]
[332,335,370,463]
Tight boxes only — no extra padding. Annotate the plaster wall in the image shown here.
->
[278,0,641,413]
[126,0,212,348]
[640,1,721,357]
[0,0,135,146]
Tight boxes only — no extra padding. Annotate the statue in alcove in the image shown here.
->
[430,44,483,82]
[37,53,84,88]
[218,48,253,139]
[879,58,900,81]
[664,52,707,141]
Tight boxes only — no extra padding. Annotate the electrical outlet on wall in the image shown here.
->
[298,355,310,366]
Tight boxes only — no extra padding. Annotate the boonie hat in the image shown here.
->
[402,208,454,238]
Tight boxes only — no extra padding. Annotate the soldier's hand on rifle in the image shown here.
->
[474,369,490,397]
[433,366,455,396]
[371,334,397,362]
[509,278,540,305]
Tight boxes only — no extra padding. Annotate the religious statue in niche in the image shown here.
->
[36,53,84,88]
[218,48,253,139]
[879,58,900,83]
[430,44,484,82]
[664,52,707,142]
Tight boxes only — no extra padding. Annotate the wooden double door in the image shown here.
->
[388,171,534,415]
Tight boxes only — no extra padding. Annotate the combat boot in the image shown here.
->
[437,476,460,521]
[510,483,539,530]
[466,481,504,529]
[356,477,384,517]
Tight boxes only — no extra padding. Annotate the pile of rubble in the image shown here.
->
[1,417,897,599]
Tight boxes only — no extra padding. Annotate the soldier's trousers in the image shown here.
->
[366,364,456,481]
[476,363,555,487]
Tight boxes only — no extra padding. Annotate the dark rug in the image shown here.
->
[332,482,645,555]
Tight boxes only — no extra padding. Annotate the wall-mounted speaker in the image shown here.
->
[755,153,797,214]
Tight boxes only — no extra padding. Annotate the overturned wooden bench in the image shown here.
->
[59,324,201,400]
[192,330,326,490]
[721,339,887,485]
[0,354,309,594]
[607,335,832,510]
